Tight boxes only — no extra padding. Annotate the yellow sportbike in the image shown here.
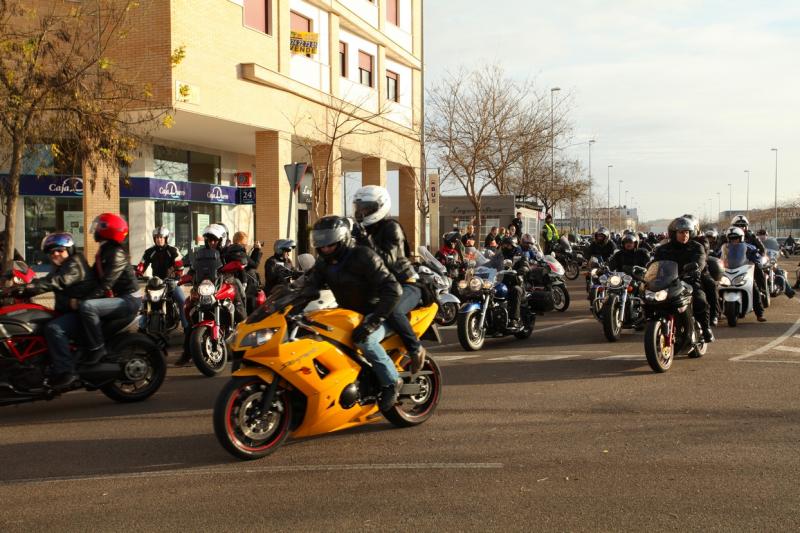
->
[213,291,443,460]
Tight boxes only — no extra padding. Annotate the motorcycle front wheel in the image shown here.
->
[457,309,486,351]
[552,285,570,312]
[602,294,622,342]
[644,319,673,373]
[564,261,580,280]
[191,326,228,377]
[435,302,458,326]
[213,377,292,460]
[724,301,738,327]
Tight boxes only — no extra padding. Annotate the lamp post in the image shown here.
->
[716,192,721,224]
[728,183,732,212]
[617,179,623,231]
[550,87,561,220]
[588,139,595,232]
[607,165,613,229]
[771,148,778,234]
[744,170,750,216]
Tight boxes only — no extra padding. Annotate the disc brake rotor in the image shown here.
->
[123,356,150,381]
[238,391,280,440]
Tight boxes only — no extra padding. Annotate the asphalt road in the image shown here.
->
[1,262,799,531]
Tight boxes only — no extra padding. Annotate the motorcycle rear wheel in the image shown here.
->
[191,326,228,377]
[214,377,292,460]
[457,309,485,351]
[384,357,442,427]
[602,294,622,342]
[644,320,673,373]
[565,261,580,280]
[100,336,166,403]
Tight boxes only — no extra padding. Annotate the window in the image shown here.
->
[386,70,399,102]
[154,146,220,185]
[339,41,348,78]
[290,11,311,32]
[243,0,271,35]
[386,0,398,26]
[358,51,373,87]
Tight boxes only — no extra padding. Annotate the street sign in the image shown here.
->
[284,163,307,192]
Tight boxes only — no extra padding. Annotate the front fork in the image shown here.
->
[477,293,491,331]
[618,288,628,323]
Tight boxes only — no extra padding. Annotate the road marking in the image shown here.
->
[730,303,800,362]
[737,359,800,365]
[597,355,644,361]
[434,355,481,362]
[774,346,800,354]
[534,318,591,333]
[0,462,504,486]
[489,354,580,361]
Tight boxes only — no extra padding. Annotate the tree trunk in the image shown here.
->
[2,140,23,274]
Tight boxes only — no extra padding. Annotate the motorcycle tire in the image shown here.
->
[552,285,570,312]
[602,294,622,342]
[565,261,580,280]
[457,309,485,351]
[213,376,292,460]
[688,337,707,358]
[644,320,673,373]
[191,326,228,377]
[724,301,738,327]
[435,302,458,327]
[100,336,167,403]
[383,356,442,427]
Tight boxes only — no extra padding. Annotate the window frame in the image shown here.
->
[358,50,374,88]
[386,70,399,102]
[386,0,399,26]
[243,0,272,35]
[339,41,348,78]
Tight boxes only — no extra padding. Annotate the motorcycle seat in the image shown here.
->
[102,316,137,337]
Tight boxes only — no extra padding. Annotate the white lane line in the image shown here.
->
[535,318,591,333]
[597,355,644,361]
[738,359,800,365]
[774,346,800,354]
[0,462,504,486]
[489,354,580,362]
[433,355,481,362]
[730,305,800,361]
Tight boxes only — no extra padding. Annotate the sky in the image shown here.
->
[423,0,800,223]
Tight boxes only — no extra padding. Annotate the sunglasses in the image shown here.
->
[49,248,67,256]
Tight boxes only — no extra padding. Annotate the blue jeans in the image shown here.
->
[386,284,422,354]
[80,294,141,351]
[138,285,188,330]
[44,313,81,374]
[354,318,399,388]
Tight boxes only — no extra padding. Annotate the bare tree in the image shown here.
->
[0,0,183,269]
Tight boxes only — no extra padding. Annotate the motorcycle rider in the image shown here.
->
[227,231,263,313]
[302,215,403,411]
[587,227,617,262]
[16,233,95,390]
[263,239,298,294]
[436,231,462,279]
[731,215,769,304]
[136,227,189,330]
[488,236,525,328]
[637,232,653,252]
[540,213,559,255]
[78,213,141,364]
[705,229,721,255]
[519,234,542,262]
[653,217,714,342]
[724,226,767,321]
[608,232,650,274]
[352,185,426,373]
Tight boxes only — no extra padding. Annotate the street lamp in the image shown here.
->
[617,179,623,231]
[716,192,721,223]
[624,189,629,207]
[588,139,595,232]
[771,148,778,234]
[607,165,613,229]
[744,170,750,216]
[728,183,732,212]
[550,87,561,220]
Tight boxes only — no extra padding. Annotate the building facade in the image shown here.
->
[437,195,542,249]
[4,0,423,269]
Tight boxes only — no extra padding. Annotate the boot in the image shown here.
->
[83,346,107,365]
[45,372,79,391]
[378,378,403,411]
[409,346,427,374]
[702,326,715,343]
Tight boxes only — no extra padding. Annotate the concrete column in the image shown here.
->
[329,13,340,97]
[311,144,342,219]
[361,157,387,187]
[276,0,291,75]
[398,165,419,253]
[377,44,387,110]
[82,160,120,260]
[128,199,154,271]
[255,130,293,246]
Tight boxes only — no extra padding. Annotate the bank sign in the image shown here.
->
[15,175,84,197]
[121,177,250,205]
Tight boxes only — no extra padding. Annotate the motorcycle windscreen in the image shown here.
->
[764,237,780,252]
[463,247,490,266]
[722,243,749,269]
[418,246,447,276]
[643,260,679,291]
[543,255,565,276]
[474,266,497,280]
[558,236,572,253]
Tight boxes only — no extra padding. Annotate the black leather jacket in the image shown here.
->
[304,244,401,319]
[653,239,707,275]
[363,219,416,284]
[609,248,651,274]
[587,240,617,261]
[745,231,765,255]
[24,254,95,313]
[140,245,182,279]
[264,254,295,293]
[91,242,138,297]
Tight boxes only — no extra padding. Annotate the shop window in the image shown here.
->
[387,0,398,26]
[154,146,220,185]
[22,144,79,176]
[23,197,84,265]
[386,70,399,102]
[358,51,373,88]
[155,200,221,257]
[339,41,348,78]
[243,0,271,35]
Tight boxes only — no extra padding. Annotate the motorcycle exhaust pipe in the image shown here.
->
[78,362,124,384]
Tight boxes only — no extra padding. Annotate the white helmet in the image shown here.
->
[727,226,745,241]
[152,226,170,243]
[352,185,391,227]
[731,214,749,229]
[202,223,227,247]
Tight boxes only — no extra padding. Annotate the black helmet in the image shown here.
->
[594,227,610,242]
[621,232,639,246]
[500,236,517,248]
[668,217,697,240]
[311,216,351,261]
[273,239,296,255]
[443,231,460,246]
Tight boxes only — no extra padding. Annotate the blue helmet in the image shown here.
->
[41,232,75,255]
[494,282,509,299]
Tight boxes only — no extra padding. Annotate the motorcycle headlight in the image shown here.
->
[719,277,731,287]
[733,275,747,287]
[240,328,278,348]
[147,287,166,302]
[599,275,608,284]
[197,280,215,297]
[458,280,468,290]
[646,290,668,302]
[608,275,622,288]
[469,278,483,292]
[482,279,493,290]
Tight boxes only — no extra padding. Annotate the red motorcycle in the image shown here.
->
[180,259,265,377]
[0,261,166,406]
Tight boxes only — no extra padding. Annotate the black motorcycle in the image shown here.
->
[140,276,182,348]
[642,260,708,373]
[552,236,583,280]
[456,261,534,351]
[525,254,571,314]
[599,267,646,342]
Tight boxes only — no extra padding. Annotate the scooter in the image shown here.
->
[718,243,756,327]
[214,289,442,459]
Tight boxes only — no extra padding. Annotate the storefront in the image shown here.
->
[438,195,543,246]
